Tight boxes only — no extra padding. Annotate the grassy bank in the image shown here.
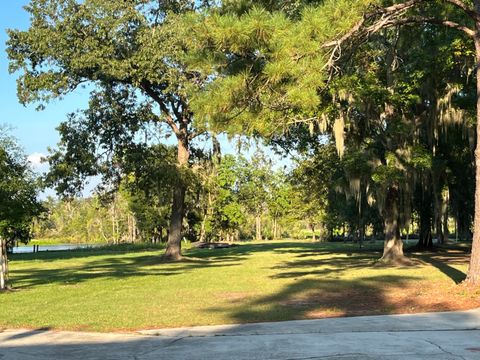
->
[27,238,108,246]
[1,240,478,332]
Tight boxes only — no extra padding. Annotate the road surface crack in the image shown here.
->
[424,339,465,359]
[163,336,186,348]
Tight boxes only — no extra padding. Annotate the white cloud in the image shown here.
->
[27,152,48,172]
[27,152,44,166]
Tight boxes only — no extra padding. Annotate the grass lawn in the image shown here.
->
[1,240,479,332]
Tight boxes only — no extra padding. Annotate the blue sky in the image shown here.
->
[1,0,91,165]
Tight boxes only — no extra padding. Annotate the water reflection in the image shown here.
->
[12,244,100,254]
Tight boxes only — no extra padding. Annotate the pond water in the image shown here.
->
[11,244,100,254]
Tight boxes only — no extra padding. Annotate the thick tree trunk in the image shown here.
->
[164,136,189,261]
[255,215,262,241]
[465,32,480,285]
[380,184,409,264]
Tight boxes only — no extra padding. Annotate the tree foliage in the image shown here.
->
[0,129,43,289]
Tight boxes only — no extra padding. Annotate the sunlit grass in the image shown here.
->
[0,240,477,332]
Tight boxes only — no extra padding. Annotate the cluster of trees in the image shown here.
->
[34,149,325,245]
[292,137,474,245]
[34,194,139,244]
[5,0,480,285]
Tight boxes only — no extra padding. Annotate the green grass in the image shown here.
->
[0,240,475,332]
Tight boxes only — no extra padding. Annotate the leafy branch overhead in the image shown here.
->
[188,0,476,150]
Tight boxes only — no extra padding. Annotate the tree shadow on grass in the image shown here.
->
[9,241,466,292]
[5,241,402,290]
[9,242,318,290]
[270,253,380,279]
[413,249,469,284]
[207,274,464,324]
[188,241,326,260]
[9,241,318,263]
[8,254,242,289]
[205,243,473,324]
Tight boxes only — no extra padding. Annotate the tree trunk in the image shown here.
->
[434,192,443,245]
[380,184,409,264]
[0,238,8,290]
[311,224,316,241]
[255,215,262,241]
[164,136,189,261]
[417,183,433,249]
[359,223,365,249]
[273,218,277,240]
[433,184,450,245]
[441,189,449,244]
[199,218,206,243]
[455,213,458,242]
[465,31,480,285]
[111,205,116,244]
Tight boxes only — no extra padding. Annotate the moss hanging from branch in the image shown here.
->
[333,114,345,157]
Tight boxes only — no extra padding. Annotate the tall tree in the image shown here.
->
[0,130,43,290]
[7,0,212,260]
[266,172,293,240]
[236,151,271,240]
[206,154,245,242]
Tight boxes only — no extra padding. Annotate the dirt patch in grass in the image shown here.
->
[300,280,480,319]
[281,248,480,320]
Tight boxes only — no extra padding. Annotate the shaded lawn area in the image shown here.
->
[1,240,479,332]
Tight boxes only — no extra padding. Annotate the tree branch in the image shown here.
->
[377,16,476,37]
[321,0,425,64]
[322,0,476,51]
[140,81,181,137]
[188,130,207,141]
[443,0,480,22]
[169,97,182,121]
[320,0,476,79]
[378,0,424,14]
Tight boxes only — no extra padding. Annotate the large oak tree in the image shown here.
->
[7,0,212,260]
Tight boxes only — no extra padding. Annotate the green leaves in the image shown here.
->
[0,130,43,243]
[188,0,383,136]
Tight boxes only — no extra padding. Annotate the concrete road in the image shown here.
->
[1,309,480,359]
